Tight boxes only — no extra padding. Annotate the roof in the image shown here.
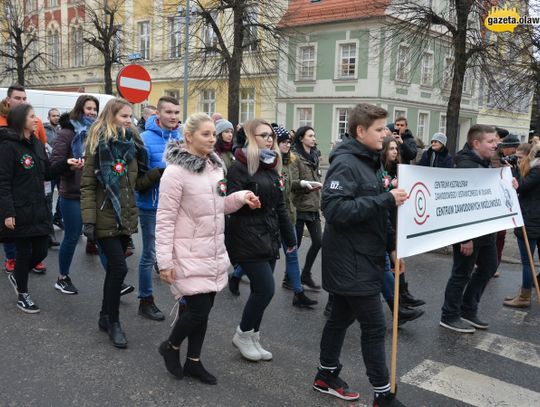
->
[278,0,390,28]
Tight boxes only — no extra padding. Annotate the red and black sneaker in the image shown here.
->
[312,365,360,401]
[4,258,15,274]
[32,262,47,274]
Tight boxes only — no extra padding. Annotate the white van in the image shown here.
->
[0,88,115,121]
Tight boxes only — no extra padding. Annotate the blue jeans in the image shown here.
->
[58,198,83,276]
[138,209,156,298]
[517,235,538,289]
[3,242,16,260]
[233,233,303,294]
[381,254,394,302]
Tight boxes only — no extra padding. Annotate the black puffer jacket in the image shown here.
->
[321,138,396,296]
[454,143,496,246]
[515,158,540,240]
[225,161,296,264]
[418,146,453,168]
[0,127,67,240]
[387,124,417,164]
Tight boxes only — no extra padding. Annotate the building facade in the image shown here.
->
[0,0,280,122]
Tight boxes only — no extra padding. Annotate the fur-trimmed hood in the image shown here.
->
[164,140,223,173]
[59,112,75,131]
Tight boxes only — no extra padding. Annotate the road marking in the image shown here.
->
[494,307,528,324]
[474,332,540,369]
[402,359,540,406]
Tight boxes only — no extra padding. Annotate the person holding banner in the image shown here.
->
[312,103,407,406]
[503,144,540,308]
[440,124,499,334]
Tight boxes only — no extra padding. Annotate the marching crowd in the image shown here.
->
[1,83,539,406]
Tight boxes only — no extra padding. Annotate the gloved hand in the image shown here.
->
[300,180,314,190]
[83,223,96,244]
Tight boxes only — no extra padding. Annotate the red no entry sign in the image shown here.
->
[116,65,152,103]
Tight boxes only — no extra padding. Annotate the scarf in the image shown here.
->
[234,147,278,170]
[95,128,147,227]
[71,115,95,159]
[295,145,319,169]
[215,136,233,155]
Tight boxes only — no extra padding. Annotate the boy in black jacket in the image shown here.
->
[312,104,407,406]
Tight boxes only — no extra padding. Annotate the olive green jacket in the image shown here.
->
[282,153,299,224]
[291,153,321,213]
[80,149,161,239]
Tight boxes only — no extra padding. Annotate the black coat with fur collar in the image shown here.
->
[225,159,296,264]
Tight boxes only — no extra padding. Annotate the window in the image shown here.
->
[49,0,58,7]
[462,71,473,95]
[420,52,433,86]
[243,5,258,52]
[168,17,182,59]
[48,30,60,69]
[165,89,180,100]
[26,0,36,11]
[70,26,84,68]
[27,29,38,63]
[112,25,122,62]
[138,21,150,60]
[297,45,316,81]
[336,108,349,139]
[396,44,410,82]
[394,109,406,121]
[443,56,454,90]
[201,90,215,116]
[439,114,447,134]
[203,12,218,55]
[240,88,255,123]
[338,43,356,79]
[296,107,313,128]
[417,112,429,142]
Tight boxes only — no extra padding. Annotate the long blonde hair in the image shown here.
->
[519,143,540,178]
[85,97,141,154]
[243,118,282,175]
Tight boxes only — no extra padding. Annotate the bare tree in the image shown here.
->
[0,0,46,85]
[79,0,125,95]
[381,1,514,152]
[184,0,288,125]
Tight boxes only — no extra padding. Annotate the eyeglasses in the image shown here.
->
[255,133,275,142]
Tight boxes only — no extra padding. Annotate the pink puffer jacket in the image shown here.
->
[156,142,247,299]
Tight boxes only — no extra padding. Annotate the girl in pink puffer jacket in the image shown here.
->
[156,113,259,385]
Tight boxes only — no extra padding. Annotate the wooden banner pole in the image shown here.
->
[521,226,540,304]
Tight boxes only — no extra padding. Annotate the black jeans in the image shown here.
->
[320,293,389,388]
[295,212,322,277]
[441,242,498,322]
[169,292,216,359]
[13,236,48,293]
[97,236,130,323]
[239,260,276,332]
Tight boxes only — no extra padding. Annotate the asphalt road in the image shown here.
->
[1,229,539,407]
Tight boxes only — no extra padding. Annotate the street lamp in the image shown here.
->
[178,1,197,123]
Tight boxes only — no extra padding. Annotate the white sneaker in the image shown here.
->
[232,326,261,361]
[252,331,272,361]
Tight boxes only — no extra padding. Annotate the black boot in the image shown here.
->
[183,358,217,385]
[301,274,321,291]
[387,300,424,326]
[228,274,240,296]
[139,295,165,321]
[373,390,405,406]
[158,341,183,379]
[48,234,60,248]
[293,291,318,308]
[399,281,425,307]
[98,314,109,332]
[108,321,127,348]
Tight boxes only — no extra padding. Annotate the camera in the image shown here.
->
[500,154,518,166]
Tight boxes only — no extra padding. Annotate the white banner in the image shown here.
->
[396,165,524,259]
